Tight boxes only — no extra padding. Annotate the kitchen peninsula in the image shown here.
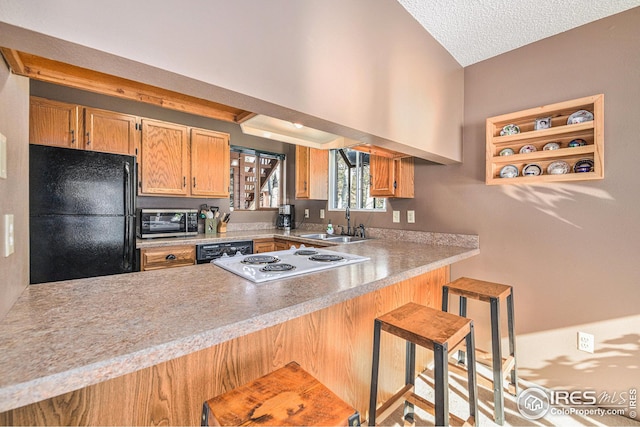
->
[0,231,478,425]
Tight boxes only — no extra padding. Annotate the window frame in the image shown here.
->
[230,146,286,211]
[328,148,386,212]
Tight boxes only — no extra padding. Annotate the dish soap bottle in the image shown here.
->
[326,221,334,235]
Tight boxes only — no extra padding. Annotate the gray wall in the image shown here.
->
[0,60,29,318]
[430,9,640,410]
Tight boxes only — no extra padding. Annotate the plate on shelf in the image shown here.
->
[567,110,594,125]
[568,138,587,147]
[547,161,571,175]
[499,164,519,178]
[499,148,515,156]
[523,163,543,176]
[543,142,560,150]
[519,144,537,154]
[573,158,594,173]
[500,124,520,136]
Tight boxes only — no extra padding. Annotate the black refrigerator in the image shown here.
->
[29,145,137,284]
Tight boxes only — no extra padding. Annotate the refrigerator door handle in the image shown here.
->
[124,162,133,216]
[123,215,132,270]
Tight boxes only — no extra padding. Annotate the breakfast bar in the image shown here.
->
[0,233,478,425]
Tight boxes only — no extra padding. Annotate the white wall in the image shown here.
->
[0,60,29,318]
[0,0,464,163]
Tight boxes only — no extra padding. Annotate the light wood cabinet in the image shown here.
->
[370,155,414,198]
[190,128,230,198]
[84,107,138,155]
[140,245,196,271]
[486,94,604,185]
[253,238,275,253]
[274,238,299,251]
[139,119,189,196]
[295,145,328,200]
[29,97,80,148]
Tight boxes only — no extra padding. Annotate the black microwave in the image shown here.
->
[137,209,198,239]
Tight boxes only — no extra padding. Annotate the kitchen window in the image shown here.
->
[230,147,285,210]
[329,148,386,211]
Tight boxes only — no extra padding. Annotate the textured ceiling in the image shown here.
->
[397,0,640,67]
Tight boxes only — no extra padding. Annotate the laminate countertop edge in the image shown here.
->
[0,241,478,413]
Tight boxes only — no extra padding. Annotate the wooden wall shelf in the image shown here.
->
[486,94,604,185]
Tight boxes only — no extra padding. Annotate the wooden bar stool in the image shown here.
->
[202,361,361,426]
[442,277,518,426]
[368,303,478,427]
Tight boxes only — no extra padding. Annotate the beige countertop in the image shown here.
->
[0,232,478,413]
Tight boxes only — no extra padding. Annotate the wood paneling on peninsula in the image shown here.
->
[1,268,447,426]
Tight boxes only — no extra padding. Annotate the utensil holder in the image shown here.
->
[217,221,227,233]
[205,218,218,235]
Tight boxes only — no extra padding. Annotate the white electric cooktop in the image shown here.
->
[212,245,370,283]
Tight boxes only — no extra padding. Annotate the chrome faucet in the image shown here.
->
[344,206,351,236]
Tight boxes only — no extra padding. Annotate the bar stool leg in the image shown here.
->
[465,323,479,424]
[369,319,382,426]
[404,341,416,423]
[433,343,450,427]
[441,286,449,312]
[507,291,518,395]
[457,296,468,364]
[490,297,505,425]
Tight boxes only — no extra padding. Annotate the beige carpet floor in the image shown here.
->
[379,362,639,427]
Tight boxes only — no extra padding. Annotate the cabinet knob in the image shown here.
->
[70,129,75,144]
[86,131,91,145]
[193,177,196,188]
[166,254,176,260]
[183,177,186,187]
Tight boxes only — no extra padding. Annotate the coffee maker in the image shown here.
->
[276,204,295,230]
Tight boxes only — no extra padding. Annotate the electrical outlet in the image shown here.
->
[304,209,309,218]
[577,332,594,353]
[320,209,325,219]
[392,210,400,223]
[407,210,415,223]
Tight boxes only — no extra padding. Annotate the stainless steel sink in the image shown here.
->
[326,236,367,244]
[300,233,368,244]
[300,233,334,240]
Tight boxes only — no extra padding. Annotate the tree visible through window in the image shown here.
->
[330,148,385,211]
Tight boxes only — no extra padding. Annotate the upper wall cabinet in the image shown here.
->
[30,97,137,156]
[370,155,414,198]
[30,97,80,149]
[486,94,604,185]
[139,119,190,196]
[84,107,138,155]
[138,120,231,198]
[190,128,230,198]
[295,145,328,200]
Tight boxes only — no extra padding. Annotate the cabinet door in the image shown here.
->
[30,97,80,148]
[370,154,395,197]
[139,119,189,196]
[84,107,137,155]
[190,128,230,198]
[393,157,414,198]
[295,145,310,198]
[295,146,328,200]
[253,239,275,253]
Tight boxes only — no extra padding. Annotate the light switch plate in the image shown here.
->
[4,214,14,257]
[407,210,415,223]
[304,209,309,218]
[0,132,7,179]
[320,209,325,219]
[392,210,400,223]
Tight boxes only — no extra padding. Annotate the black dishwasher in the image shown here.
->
[196,241,253,264]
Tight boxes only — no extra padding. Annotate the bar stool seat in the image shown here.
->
[442,277,518,426]
[369,303,478,427]
[202,361,360,426]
